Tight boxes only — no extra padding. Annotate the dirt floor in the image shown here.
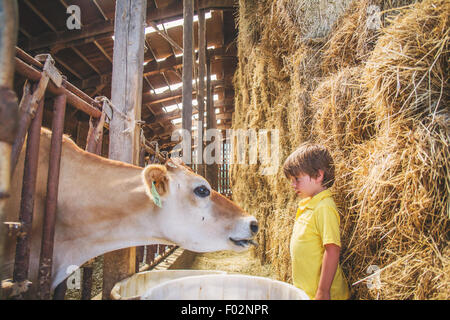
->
[190,249,277,279]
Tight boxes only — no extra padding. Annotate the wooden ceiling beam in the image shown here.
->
[22,0,236,51]
[145,104,232,128]
[142,79,223,105]
[71,47,101,75]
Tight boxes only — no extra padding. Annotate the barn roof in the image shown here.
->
[15,0,238,151]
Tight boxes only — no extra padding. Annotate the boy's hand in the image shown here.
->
[315,289,331,300]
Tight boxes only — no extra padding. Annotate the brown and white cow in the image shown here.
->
[1,128,258,294]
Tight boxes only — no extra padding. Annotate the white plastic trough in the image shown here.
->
[141,274,310,300]
[110,269,227,300]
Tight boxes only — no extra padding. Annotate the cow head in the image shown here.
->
[141,158,258,252]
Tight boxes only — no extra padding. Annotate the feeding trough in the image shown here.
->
[110,270,227,300]
[141,274,310,300]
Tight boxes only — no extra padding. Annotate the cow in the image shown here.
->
[1,128,258,297]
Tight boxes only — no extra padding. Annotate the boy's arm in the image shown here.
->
[315,243,340,300]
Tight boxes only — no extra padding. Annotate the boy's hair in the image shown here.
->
[283,143,335,188]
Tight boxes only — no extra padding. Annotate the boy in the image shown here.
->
[283,143,350,300]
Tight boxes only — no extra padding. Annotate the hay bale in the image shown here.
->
[231,0,449,300]
[311,66,376,150]
[321,0,419,74]
[345,115,449,299]
[362,0,449,123]
[276,0,353,39]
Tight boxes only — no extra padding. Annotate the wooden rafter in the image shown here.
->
[22,0,236,51]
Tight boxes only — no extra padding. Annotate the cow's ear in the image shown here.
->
[142,165,169,204]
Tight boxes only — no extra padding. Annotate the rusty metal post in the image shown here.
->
[80,265,93,300]
[0,0,19,299]
[37,92,66,299]
[11,98,44,299]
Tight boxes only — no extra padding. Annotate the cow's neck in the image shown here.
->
[52,153,172,288]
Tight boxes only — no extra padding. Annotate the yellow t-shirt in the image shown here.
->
[289,189,350,300]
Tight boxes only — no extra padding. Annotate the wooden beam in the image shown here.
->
[23,0,57,32]
[196,8,206,175]
[142,79,223,106]
[146,100,232,125]
[25,20,115,51]
[22,0,236,51]
[71,47,101,75]
[93,40,113,63]
[148,21,183,53]
[54,56,83,80]
[205,55,218,190]
[182,0,194,139]
[148,0,236,23]
[72,54,182,90]
[93,0,109,21]
[102,0,147,300]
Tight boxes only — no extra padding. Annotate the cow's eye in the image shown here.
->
[194,185,210,198]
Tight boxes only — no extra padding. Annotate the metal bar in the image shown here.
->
[10,81,33,176]
[12,98,44,300]
[81,264,93,300]
[0,0,18,88]
[37,92,67,299]
[10,62,51,176]
[14,57,102,118]
[0,2,19,287]
[14,49,102,109]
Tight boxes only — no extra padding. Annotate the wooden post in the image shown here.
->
[102,0,147,300]
[205,56,218,190]
[182,0,194,164]
[196,8,206,177]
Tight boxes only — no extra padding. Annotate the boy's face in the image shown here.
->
[290,171,324,198]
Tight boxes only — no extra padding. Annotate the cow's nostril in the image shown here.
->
[250,220,259,234]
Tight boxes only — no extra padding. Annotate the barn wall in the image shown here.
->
[231,0,449,299]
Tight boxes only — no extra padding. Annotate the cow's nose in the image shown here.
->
[250,220,259,234]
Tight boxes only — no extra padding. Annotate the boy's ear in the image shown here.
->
[142,164,169,198]
[316,169,325,183]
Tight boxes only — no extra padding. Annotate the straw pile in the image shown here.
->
[231,0,449,299]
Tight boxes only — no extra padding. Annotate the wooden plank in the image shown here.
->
[102,0,147,300]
